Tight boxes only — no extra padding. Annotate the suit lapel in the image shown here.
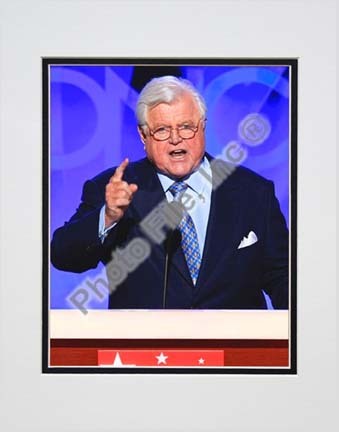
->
[128,158,165,221]
[195,164,244,290]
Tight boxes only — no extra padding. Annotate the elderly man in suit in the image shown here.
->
[51,75,289,310]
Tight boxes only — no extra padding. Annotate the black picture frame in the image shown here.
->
[42,57,297,374]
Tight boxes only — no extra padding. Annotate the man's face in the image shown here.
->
[139,92,206,179]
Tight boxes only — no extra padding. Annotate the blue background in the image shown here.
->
[50,64,290,309]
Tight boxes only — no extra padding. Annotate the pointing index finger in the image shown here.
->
[111,158,129,182]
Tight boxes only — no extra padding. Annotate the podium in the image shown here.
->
[49,310,289,368]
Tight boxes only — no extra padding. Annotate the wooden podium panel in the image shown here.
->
[49,310,289,368]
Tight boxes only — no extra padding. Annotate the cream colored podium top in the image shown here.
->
[49,309,289,340]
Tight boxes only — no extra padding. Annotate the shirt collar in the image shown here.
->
[157,157,211,196]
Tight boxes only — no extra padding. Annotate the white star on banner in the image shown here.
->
[111,353,136,367]
[198,358,205,365]
[156,352,168,365]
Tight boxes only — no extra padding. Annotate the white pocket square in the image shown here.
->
[237,231,258,249]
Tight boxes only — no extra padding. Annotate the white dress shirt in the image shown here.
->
[156,157,212,256]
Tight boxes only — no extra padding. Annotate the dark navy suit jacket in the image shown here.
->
[51,156,289,309]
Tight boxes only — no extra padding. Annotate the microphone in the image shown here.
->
[162,229,181,308]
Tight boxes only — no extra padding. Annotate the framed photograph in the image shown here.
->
[43,58,297,373]
[1,1,336,431]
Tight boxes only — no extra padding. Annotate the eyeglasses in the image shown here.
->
[147,118,206,142]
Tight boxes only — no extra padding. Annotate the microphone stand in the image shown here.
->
[162,200,183,308]
[162,230,175,309]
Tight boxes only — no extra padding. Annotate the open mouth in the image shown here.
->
[169,149,187,158]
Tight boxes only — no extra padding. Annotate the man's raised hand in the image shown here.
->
[104,158,138,227]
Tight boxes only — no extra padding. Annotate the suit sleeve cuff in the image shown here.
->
[99,205,117,242]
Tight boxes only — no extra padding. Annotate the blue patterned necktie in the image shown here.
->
[169,182,201,285]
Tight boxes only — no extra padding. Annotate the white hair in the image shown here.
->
[136,75,207,126]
